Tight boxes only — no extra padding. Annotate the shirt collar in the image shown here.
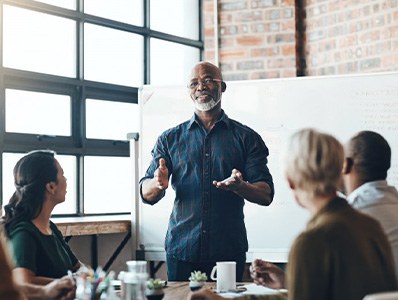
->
[347,180,388,205]
[188,109,231,130]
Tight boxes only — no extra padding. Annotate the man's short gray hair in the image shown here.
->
[284,128,344,196]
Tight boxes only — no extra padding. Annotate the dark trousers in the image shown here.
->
[166,254,246,282]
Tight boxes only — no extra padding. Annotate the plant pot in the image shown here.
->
[145,288,164,300]
[189,281,205,291]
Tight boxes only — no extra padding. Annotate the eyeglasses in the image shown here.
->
[188,78,223,89]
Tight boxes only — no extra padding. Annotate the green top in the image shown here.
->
[8,221,78,278]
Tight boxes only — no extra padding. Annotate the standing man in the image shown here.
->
[342,130,398,284]
[139,61,274,281]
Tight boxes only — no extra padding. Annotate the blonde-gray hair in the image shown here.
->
[284,128,343,197]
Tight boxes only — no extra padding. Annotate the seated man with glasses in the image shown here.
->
[139,61,274,281]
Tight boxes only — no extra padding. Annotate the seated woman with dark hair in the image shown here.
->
[2,150,82,291]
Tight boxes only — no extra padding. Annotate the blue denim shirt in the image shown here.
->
[140,110,274,262]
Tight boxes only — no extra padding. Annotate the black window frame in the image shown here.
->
[0,0,204,217]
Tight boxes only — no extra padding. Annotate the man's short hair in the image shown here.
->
[284,128,344,196]
[347,130,391,181]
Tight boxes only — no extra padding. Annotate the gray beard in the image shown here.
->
[194,98,221,112]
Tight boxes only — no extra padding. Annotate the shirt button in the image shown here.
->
[205,153,209,157]
[202,230,206,234]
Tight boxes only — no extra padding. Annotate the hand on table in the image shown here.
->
[42,275,76,300]
[249,259,286,290]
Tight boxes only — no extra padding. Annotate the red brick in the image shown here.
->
[220,37,235,48]
[219,13,233,25]
[236,35,264,46]
[281,0,294,6]
[281,20,295,31]
[250,70,281,79]
[251,47,280,57]
[220,50,248,60]
[267,57,296,68]
[203,0,214,12]
[281,44,295,56]
[204,28,214,36]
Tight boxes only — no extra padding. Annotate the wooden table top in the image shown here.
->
[113,281,287,300]
[52,215,131,236]
[162,282,287,300]
[163,282,214,300]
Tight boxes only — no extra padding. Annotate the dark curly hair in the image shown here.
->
[2,150,57,236]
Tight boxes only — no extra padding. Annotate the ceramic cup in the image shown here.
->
[210,261,236,292]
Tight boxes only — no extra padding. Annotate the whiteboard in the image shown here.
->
[137,72,398,262]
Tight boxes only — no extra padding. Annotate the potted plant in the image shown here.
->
[145,278,166,300]
[188,271,207,291]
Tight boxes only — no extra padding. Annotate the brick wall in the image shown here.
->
[306,0,398,75]
[203,0,398,79]
[203,0,297,80]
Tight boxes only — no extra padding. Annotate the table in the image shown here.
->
[53,215,132,271]
[162,282,287,299]
[111,282,287,300]
[163,282,197,299]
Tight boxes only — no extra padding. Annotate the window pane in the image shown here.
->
[3,5,76,77]
[150,39,200,85]
[150,0,199,40]
[84,24,143,87]
[33,0,76,10]
[2,153,76,215]
[6,89,71,136]
[84,0,143,26]
[86,99,139,140]
[84,156,132,214]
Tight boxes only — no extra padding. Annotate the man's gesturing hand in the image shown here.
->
[154,158,169,190]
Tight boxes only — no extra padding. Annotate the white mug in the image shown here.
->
[210,261,236,292]
[126,260,148,274]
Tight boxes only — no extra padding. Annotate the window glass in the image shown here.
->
[84,156,132,214]
[86,99,139,140]
[84,23,143,87]
[5,89,71,136]
[150,38,200,85]
[84,0,143,26]
[33,0,76,10]
[2,153,76,215]
[150,0,199,40]
[3,5,76,77]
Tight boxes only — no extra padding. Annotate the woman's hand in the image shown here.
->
[249,259,286,290]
